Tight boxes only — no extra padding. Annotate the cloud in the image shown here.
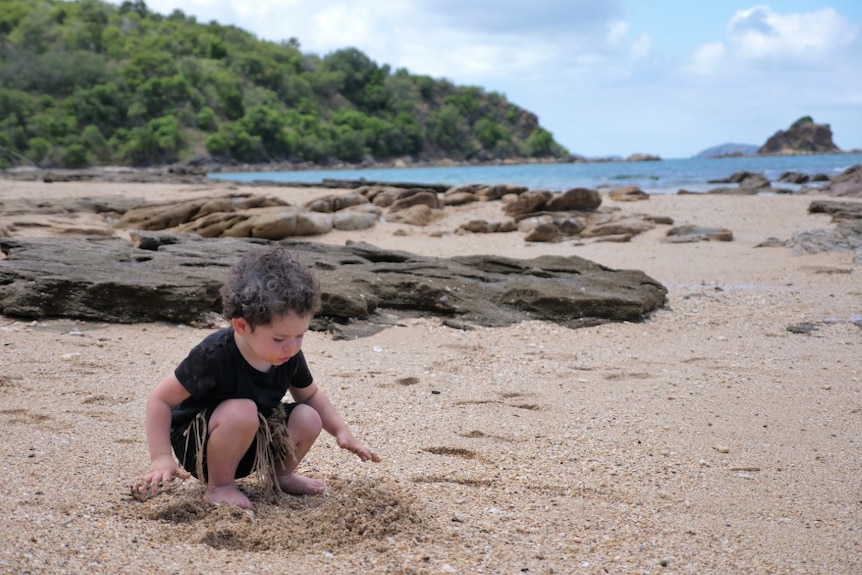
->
[728,5,858,62]
[684,5,859,75]
[412,0,623,37]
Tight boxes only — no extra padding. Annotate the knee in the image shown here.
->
[210,398,259,435]
[289,404,322,441]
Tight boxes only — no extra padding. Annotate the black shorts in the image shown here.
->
[172,402,299,480]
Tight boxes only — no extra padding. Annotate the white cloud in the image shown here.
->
[684,5,859,76]
[629,33,652,60]
[684,41,728,75]
[727,5,857,62]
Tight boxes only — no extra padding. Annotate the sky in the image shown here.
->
[105,1,862,159]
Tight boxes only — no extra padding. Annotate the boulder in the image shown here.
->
[388,190,444,212]
[503,190,553,217]
[546,187,602,211]
[385,204,441,226]
[333,211,379,231]
[823,164,862,198]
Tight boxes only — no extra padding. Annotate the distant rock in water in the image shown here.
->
[758,117,840,155]
[695,143,759,158]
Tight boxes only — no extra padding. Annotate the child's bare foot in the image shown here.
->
[204,484,252,509]
[278,473,324,495]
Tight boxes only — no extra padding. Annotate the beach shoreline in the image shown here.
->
[0,178,860,573]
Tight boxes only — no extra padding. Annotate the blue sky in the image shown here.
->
[106,1,862,159]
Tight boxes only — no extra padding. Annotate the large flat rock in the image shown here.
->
[0,235,667,337]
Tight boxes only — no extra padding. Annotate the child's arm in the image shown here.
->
[132,374,192,497]
[291,383,380,462]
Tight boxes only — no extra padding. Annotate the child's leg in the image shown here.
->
[205,398,259,508]
[276,403,324,495]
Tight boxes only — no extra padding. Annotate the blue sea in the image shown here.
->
[208,153,862,195]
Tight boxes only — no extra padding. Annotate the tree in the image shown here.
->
[0,0,567,167]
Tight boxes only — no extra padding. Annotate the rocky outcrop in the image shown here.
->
[105,184,668,244]
[758,117,840,155]
[0,235,668,337]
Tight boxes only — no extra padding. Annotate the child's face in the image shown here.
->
[237,312,311,367]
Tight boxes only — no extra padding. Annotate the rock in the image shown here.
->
[388,190,444,212]
[333,211,379,231]
[356,186,404,207]
[643,215,674,225]
[0,195,145,217]
[778,171,811,184]
[758,117,841,155]
[707,171,759,184]
[520,218,564,243]
[456,220,518,234]
[625,153,662,162]
[0,236,668,334]
[807,200,862,222]
[480,184,529,201]
[786,220,862,263]
[823,164,862,198]
[665,226,733,242]
[708,174,771,195]
[305,193,369,213]
[545,187,602,211]
[608,186,649,201]
[385,204,441,226]
[503,190,552,217]
[441,191,479,207]
[755,237,787,248]
[581,216,656,238]
[172,206,334,238]
[114,194,288,231]
[516,214,589,242]
[787,322,819,335]
[446,183,528,202]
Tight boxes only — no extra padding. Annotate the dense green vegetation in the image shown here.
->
[0,0,569,168]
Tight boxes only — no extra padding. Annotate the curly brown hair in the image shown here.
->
[220,244,320,328]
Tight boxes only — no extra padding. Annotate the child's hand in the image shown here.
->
[131,455,190,501]
[336,433,380,462]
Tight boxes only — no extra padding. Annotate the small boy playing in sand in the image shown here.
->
[133,244,379,508]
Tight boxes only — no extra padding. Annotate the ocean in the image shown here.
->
[208,152,862,195]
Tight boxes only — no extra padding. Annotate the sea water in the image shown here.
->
[208,152,862,194]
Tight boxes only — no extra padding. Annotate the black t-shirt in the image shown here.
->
[170,327,313,441]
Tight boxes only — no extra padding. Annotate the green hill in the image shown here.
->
[0,0,569,169]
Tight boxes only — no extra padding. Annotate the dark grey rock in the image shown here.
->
[0,235,668,336]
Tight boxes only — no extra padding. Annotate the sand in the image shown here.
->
[0,178,860,574]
